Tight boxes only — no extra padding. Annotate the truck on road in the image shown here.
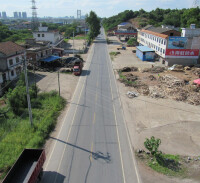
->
[73,60,83,76]
[2,149,46,183]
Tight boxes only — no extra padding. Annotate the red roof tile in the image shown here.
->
[0,41,25,56]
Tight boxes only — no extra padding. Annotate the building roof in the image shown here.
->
[136,46,155,52]
[141,29,169,39]
[147,27,176,34]
[143,25,154,30]
[41,55,61,62]
[0,41,25,56]
[118,22,131,26]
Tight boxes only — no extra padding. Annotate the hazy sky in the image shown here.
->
[0,0,193,18]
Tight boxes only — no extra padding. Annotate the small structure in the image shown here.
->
[136,46,155,61]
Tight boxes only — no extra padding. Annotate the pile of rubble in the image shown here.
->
[119,66,138,72]
[142,66,165,73]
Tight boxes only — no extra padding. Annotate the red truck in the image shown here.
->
[73,60,83,76]
[2,149,46,183]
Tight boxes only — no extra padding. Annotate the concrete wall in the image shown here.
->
[33,32,60,44]
[165,58,197,66]
[0,58,8,72]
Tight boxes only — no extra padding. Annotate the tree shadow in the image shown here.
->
[156,154,181,172]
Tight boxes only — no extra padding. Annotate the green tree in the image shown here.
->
[7,73,38,115]
[127,37,137,46]
[144,136,161,156]
[86,11,101,42]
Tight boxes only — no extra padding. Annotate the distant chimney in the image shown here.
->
[190,24,196,29]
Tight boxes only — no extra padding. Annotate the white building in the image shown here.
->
[33,25,63,46]
[137,29,168,58]
[0,41,26,95]
[181,24,200,38]
[137,28,199,66]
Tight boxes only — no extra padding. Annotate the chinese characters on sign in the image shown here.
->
[166,49,199,58]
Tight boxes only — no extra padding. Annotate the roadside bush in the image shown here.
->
[144,136,161,156]
[6,73,38,115]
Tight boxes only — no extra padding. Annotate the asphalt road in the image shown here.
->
[42,28,140,183]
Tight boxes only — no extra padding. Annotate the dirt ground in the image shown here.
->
[107,35,200,183]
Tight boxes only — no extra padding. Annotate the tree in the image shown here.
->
[127,37,137,46]
[86,11,101,42]
[7,73,38,115]
[144,136,161,156]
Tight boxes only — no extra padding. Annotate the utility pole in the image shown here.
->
[58,70,60,96]
[73,31,75,56]
[33,64,37,98]
[24,59,33,126]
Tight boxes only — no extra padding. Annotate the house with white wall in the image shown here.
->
[0,41,26,95]
[137,28,199,66]
[33,25,64,46]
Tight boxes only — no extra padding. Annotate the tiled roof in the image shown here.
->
[141,29,169,39]
[149,27,175,34]
[0,41,25,56]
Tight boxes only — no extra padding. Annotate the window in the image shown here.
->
[161,40,163,44]
[16,57,19,63]
[11,70,14,76]
[163,49,165,54]
[38,34,40,37]
[161,48,162,52]
[9,59,13,66]
[42,34,45,37]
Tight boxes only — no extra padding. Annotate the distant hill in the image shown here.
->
[102,8,200,31]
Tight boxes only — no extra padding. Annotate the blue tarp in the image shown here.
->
[41,56,61,62]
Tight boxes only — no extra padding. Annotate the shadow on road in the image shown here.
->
[41,171,65,183]
[81,70,91,76]
[50,137,111,163]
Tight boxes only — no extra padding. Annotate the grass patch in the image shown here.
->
[137,152,186,177]
[109,51,120,61]
[64,38,69,43]
[118,71,137,86]
[71,36,87,40]
[0,91,65,179]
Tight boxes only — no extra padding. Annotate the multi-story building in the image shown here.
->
[18,12,22,19]
[13,12,18,19]
[0,12,2,18]
[33,25,64,47]
[2,12,7,19]
[137,27,199,66]
[181,24,200,38]
[22,12,27,19]
[0,41,26,95]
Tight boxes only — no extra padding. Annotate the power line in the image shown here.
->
[192,0,200,7]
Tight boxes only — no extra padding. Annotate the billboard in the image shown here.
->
[168,37,188,49]
[165,49,199,58]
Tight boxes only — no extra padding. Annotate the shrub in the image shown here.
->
[144,136,161,156]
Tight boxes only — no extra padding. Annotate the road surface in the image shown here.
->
[42,28,140,183]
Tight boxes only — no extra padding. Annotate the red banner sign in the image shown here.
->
[166,49,199,57]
